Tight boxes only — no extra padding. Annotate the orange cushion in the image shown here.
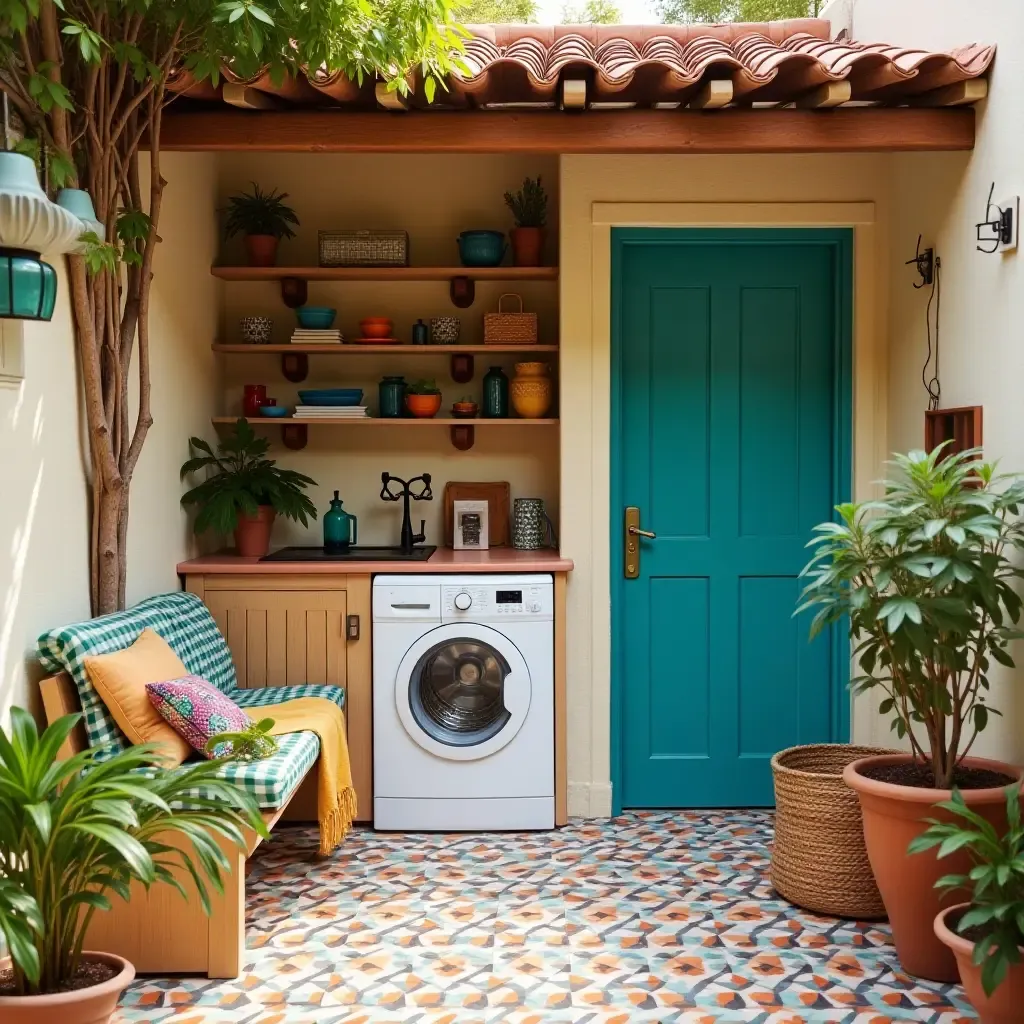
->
[84,628,192,766]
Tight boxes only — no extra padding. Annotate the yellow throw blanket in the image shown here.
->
[255,697,356,855]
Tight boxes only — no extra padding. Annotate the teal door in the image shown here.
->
[611,228,851,809]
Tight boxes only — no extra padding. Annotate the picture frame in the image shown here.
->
[452,499,490,550]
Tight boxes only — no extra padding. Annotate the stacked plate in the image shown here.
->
[294,389,367,419]
[292,328,343,344]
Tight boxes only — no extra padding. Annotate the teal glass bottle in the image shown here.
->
[482,365,509,418]
[323,491,357,552]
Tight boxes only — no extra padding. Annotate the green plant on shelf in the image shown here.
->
[224,183,299,240]
[504,177,548,229]
[407,379,442,395]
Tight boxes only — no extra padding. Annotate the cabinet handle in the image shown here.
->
[346,614,360,641]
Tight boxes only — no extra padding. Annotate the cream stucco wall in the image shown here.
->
[839,0,1024,763]
[0,152,219,723]
[559,154,895,815]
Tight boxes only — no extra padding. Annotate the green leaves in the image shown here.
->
[224,183,299,241]
[504,177,548,229]
[27,63,74,113]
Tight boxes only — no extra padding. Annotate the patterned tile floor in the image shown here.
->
[114,811,976,1023]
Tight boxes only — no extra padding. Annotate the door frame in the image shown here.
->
[609,224,854,814]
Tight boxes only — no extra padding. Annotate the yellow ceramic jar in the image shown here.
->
[511,361,552,419]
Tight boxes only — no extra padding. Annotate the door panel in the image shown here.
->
[613,230,849,808]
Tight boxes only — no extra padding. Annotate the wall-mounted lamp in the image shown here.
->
[976,183,1019,254]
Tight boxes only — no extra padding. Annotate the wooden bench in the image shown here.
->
[40,672,319,979]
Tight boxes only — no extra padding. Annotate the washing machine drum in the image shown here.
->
[395,623,532,761]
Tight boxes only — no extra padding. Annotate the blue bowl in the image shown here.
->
[296,306,337,329]
[259,405,290,418]
[457,230,506,268]
[298,388,363,407]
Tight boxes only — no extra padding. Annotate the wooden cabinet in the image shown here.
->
[183,573,372,820]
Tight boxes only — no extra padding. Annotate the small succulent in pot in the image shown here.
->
[504,176,548,267]
[224,183,299,267]
[405,379,443,419]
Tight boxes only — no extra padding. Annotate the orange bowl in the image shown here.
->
[405,393,442,418]
[359,317,393,339]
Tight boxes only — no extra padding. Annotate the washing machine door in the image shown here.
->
[395,623,530,762]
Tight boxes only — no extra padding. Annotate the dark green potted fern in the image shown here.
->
[180,418,317,558]
[503,176,547,267]
[224,183,299,267]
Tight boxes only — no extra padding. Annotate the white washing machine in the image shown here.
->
[373,574,554,831]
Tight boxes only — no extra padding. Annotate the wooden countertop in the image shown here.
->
[177,548,573,575]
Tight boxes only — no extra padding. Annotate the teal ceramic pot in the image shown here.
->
[378,375,407,418]
[482,365,509,418]
[56,188,97,222]
[323,491,358,552]
[457,230,506,267]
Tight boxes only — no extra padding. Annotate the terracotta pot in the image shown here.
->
[844,753,1022,982]
[405,393,442,418]
[0,952,134,1024]
[510,226,544,267]
[234,505,276,557]
[510,361,552,419]
[935,905,1024,1024]
[451,402,478,419]
[244,234,279,267]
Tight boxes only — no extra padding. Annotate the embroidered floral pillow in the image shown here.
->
[146,675,251,759]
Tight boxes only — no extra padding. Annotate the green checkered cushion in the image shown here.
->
[230,684,345,713]
[36,592,237,754]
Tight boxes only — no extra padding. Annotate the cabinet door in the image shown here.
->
[205,589,348,691]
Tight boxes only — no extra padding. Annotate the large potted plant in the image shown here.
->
[224,183,300,267]
[915,786,1024,1023]
[799,446,1024,981]
[0,708,266,1023]
[180,418,317,558]
[503,176,548,267]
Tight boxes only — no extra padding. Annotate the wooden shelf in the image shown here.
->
[214,417,557,427]
[213,343,560,355]
[211,266,558,282]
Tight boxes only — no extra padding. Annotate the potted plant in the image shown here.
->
[503,177,547,267]
[180,418,317,558]
[224,183,300,267]
[451,396,478,418]
[798,446,1024,981]
[0,708,266,1023]
[405,380,443,419]
[915,786,1024,1023]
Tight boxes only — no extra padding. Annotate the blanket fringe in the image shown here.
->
[319,787,358,856]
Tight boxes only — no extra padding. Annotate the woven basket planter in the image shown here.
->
[770,743,890,920]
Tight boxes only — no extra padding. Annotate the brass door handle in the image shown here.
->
[628,525,657,539]
[624,507,655,579]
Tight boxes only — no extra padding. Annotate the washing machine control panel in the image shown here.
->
[442,582,552,620]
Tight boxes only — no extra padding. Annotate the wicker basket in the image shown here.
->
[483,293,538,345]
[770,744,890,920]
[318,230,408,267]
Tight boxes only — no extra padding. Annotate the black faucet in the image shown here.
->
[380,472,433,552]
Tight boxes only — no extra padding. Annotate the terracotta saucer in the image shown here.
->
[352,337,398,345]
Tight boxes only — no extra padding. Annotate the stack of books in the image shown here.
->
[292,406,369,419]
[291,329,344,345]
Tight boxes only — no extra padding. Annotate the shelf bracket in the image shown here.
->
[280,276,307,308]
[449,353,474,384]
[281,352,309,383]
[450,425,475,451]
[281,423,308,451]
[450,275,475,308]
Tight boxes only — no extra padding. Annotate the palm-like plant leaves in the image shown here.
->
[0,707,267,995]
[223,183,299,240]
[180,418,317,535]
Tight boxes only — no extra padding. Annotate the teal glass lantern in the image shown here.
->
[0,248,57,321]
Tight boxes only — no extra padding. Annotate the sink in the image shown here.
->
[260,545,436,563]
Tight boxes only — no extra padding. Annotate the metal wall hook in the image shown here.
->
[976,182,1015,253]
[905,234,934,288]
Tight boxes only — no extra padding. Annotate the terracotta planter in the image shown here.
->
[510,361,552,419]
[405,393,442,418]
[0,952,134,1024]
[844,753,1022,982]
[234,505,276,557]
[244,234,279,267]
[510,227,544,267]
[935,905,1024,1024]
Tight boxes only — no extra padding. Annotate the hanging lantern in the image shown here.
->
[0,248,57,320]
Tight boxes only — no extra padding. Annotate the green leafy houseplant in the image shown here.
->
[205,718,279,762]
[0,708,267,996]
[504,177,548,228]
[180,418,317,536]
[798,446,1024,789]
[911,785,1024,997]
[224,184,300,241]
[407,379,442,395]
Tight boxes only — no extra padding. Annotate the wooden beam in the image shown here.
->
[157,108,976,154]
[911,79,988,108]
[688,79,733,110]
[795,80,853,109]
[561,77,587,110]
[222,84,283,111]
[374,81,409,111]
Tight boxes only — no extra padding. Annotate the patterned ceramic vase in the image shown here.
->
[240,316,273,344]
[430,317,461,345]
[513,497,554,550]
[510,362,552,419]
